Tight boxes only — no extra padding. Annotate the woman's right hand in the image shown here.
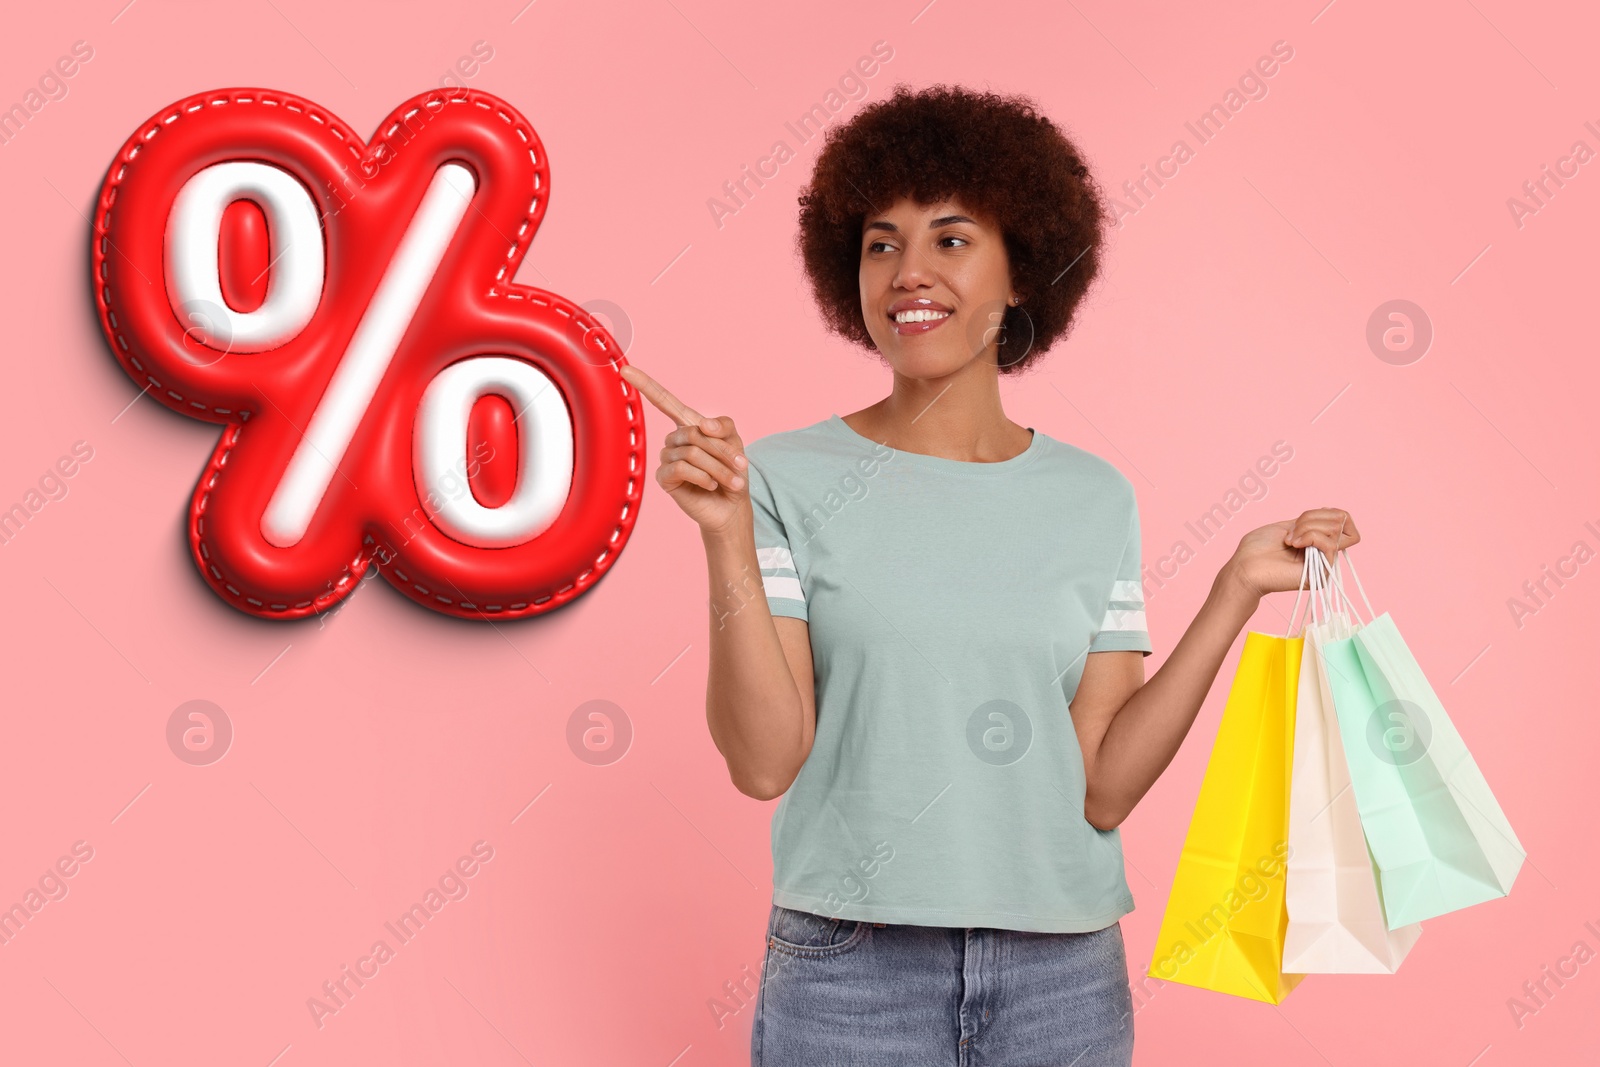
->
[620,362,752,538]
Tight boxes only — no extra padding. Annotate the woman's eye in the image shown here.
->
[867,236,967,253]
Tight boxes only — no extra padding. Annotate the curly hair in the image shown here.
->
[795,83,1108,374]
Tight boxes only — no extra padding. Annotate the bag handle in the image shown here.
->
[1287,547,1339,637]
[1311,544,1330,629]
[1306,545,1338,631]
[1329,544,1377,625]
[1287,545,1363,637]
[1285,547,1314,637]
[1313,545,1346,625]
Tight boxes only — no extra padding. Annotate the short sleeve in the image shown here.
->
[1088,498,1152,655]
[745,459,808,621]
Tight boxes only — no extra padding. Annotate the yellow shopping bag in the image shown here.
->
[1146,628,1305,1003]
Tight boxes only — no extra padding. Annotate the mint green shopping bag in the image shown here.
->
[1317,548,1525,929]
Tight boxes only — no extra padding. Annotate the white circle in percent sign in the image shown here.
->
[164,160,324,352]
[415,357,573,548]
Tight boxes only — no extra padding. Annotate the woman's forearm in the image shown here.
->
[1088,562,1263,827]
[701,524,807,799]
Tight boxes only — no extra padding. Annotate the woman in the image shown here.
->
[622,84,1358,1066]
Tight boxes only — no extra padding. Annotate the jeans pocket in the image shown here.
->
[766,905,870,959]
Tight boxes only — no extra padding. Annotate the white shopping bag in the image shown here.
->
[1283,549,1423,972]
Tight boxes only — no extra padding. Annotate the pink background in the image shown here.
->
[1,0,1595,1063]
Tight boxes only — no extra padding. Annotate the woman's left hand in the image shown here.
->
[1225,508,1361,599]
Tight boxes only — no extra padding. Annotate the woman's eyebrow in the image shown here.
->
[864,214,978,234]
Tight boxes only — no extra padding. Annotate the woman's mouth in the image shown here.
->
[890,307,952,335]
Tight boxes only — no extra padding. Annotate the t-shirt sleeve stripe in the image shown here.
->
[762,575,806,603]
[1089,500,1151,655]
[756,546,795,570]
[1109,579,1142,603]
[1099,607,1147,632]
[747,461,808,621]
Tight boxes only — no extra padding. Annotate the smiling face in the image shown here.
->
[858,195,1018,376]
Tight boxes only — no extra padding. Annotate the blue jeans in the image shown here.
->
[751,904,1135,1066]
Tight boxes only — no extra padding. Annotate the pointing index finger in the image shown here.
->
[620,363,705,429]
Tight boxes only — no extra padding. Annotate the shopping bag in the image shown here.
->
[1146,615,1304,1003]
[1318,548,1525,929]
[1283,550,1423,971]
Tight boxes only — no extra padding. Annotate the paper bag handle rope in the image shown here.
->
[1329,544,1377,625]
[1285,548,1314,638]
[1288,543,1373,636]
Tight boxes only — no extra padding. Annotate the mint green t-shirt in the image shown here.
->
[744,414,1153,933]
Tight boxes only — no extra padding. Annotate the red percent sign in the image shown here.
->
[91,88,644,620]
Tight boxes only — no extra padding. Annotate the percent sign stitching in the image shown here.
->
[91,87,645,620]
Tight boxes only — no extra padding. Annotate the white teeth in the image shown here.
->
[894,309,950,324]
